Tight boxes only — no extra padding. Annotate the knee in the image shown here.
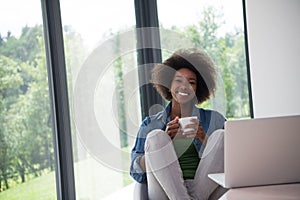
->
[202,129,224,158]
[145,129,171,152]
[208,129,224,147]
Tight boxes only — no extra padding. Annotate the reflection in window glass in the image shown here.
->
[0,0,57,199]
[157,0,250,119]
[60,0,139,199]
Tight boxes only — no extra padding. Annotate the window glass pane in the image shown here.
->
[60,0,138,199]
[0,0,57,199]
[157,0,250,119]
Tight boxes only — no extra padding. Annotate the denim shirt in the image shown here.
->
[130,103,226,183]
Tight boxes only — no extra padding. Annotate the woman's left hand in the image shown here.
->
[183,118,207,143]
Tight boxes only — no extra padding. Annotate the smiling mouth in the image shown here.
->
[178,92,188,96]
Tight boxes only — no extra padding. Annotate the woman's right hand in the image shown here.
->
[166,116,181,139]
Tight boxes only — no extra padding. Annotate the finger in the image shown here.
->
[168,130,180,139]
[168,128,180,135]
[168,132,176,139]
[167,120,179,127]
[166,125,179,134]
[166,122,179,132]
[171,116,180,123]
[168,123,180,130]
[196,129,207,142]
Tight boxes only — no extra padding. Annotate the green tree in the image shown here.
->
[0,26,54,185]
[0,24,87,188]
[0,55,23,189]
[4,57,53,183]
[180,6,249,118]
[0,25,43,65]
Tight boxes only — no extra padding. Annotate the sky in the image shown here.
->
[0,0,244,49]
[0,0,43,37]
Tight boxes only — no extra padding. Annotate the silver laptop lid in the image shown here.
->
[224,115,300,188]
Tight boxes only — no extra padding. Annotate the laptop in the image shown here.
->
[208,115,300,188]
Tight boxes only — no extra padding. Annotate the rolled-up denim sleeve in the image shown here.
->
[130,118,150,183]
[130,151,146,183]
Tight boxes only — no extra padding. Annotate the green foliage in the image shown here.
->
[179,6,250,118]
[0,55,24,189]
[0,25,43,65]
[0,25,54,189]
[0,24,87,191]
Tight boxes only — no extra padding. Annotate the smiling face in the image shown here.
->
[170,68,197,105]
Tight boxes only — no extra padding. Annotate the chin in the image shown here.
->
[175,98,195,105]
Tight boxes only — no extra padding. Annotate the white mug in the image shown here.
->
[178,116,197,133]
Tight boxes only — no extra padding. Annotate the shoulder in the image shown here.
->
[138,110,165,137]
[198,108,226,131]
[141,110,165,127]
[137,111,165,138]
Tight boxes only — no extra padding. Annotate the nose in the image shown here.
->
[180,79,192,89]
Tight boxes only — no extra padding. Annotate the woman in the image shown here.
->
[130,48,227,200]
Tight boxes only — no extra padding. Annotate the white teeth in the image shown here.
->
[178,92,188,96]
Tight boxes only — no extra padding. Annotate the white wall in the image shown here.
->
[246,0,300,118]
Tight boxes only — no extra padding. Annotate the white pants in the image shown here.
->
[145,129,226,200]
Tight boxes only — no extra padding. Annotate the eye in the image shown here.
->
[189,81,196,85]
[174,79,182,83]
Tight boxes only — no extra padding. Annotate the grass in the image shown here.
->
[0,154,134,200]
[0,171,56,200]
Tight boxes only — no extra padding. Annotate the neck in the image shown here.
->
[170,100,194,119]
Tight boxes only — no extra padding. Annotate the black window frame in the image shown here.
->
[135,0,165,119]
[41,0,76,199]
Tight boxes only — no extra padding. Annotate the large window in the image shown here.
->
[0,0,251,199]
[0,0,57,199]
[59,0,139,199]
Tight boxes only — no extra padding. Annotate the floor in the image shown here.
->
[102,183,135,200]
